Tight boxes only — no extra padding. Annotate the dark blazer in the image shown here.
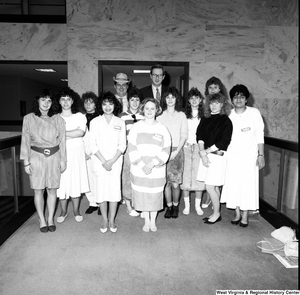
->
[140,85,169,103]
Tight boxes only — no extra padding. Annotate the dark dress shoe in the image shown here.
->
[85,206,98,214]
[231,218,241,225]
[171,205,179,218]
[48,225,56,232]
[40,226,48,233]
[239,221,248,227]
[98,208,102,215]
[204,215,222,224]
[164,206,173,219]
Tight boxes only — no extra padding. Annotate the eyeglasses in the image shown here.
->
[84,99,95,105]
[132,114,137,123]
[151,74,164,79]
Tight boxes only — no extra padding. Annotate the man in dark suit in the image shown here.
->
[140,64,169,105]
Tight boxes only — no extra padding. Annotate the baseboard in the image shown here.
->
[259,198,298,238]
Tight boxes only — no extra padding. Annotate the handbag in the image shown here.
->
[257,226,298,258]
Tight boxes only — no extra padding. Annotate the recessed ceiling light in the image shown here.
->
[61,79,68,82]
[35,69,57,72]
[133,70,150,74]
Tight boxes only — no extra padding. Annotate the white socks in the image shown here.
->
[195,198,204,215]
[143,211,157,232]
[183,197,190,215]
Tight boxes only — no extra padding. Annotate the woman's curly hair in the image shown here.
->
[127,86,144,101]
[55,87,83,114]
[98,91,122,116]
[30,88,58,117]
[161,86,182,111]
[82,91,99,114]
[184,87,204,119]
[203,93,232,118]
[229,84,250,101]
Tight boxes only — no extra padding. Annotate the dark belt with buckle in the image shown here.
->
[31,145,59,157]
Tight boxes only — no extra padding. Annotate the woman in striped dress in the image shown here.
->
[128,98,171,232]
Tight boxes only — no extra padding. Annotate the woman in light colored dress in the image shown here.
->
[119,86,144,217]
[128,98,171,232]
[157,87,188,219]
[89,92,126,233]
[56,87,90,223]
[20,89,66,233]
[180,87,205,216]
[221,85,265,227]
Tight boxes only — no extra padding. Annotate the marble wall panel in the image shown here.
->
[188,62,206,93]
[67,0,175,27]
[141,23,205,61]
[263,0,299,26]
[176,0,238,25]
[259,97,298,141]
[68,59,99,95]
[0,23,67,60]
[67,21,145,60]
[68,21,205,62]
[205,25,265,63]
[263,26,298,100]
[232,0,299,26]
[67,0,298,27]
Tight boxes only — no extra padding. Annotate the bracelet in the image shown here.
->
[24,163,31,167]
[199,150,207,157]
[258,154,264,157]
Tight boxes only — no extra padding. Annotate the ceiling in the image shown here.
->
[0,62,68,88]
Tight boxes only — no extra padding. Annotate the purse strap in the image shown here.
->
[256,240,285,252]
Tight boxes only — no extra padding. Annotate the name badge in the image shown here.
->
[153,133,163,141]
[114,125,122,131]
[241,127,251,132]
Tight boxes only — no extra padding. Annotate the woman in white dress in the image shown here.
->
[89,92,126,233]
[220,85,265,227]
[56,87,90,223]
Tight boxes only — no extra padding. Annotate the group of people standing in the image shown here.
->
[20,64,265,234]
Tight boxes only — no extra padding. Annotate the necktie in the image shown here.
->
[156,88,160,102]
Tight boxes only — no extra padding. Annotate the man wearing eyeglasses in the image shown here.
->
[113,73,131,112]
[140,64,168,105]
